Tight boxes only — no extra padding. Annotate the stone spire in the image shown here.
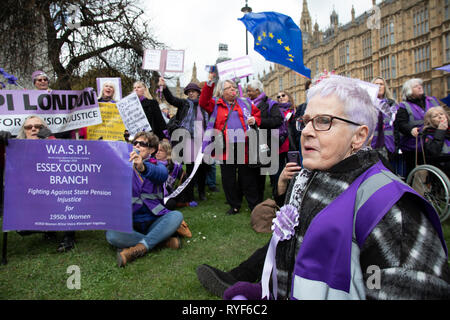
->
[190,62,199,84]
[330,7,339,27]
[300,0,312,35]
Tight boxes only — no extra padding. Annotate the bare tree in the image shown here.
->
[0,0,163,90]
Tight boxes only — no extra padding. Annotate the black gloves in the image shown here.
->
[37,127,53,139]
[0,130,12,145]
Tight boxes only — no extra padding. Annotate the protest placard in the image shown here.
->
[142,49,185,74]
[115,93,151,136]
[86,102,126,141]
[2,139,133,232]
[216,56,254,81]
[142,49,163,71]
[96,78,122,101]
[0,88,102,135]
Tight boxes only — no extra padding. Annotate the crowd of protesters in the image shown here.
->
[0,67,449,299]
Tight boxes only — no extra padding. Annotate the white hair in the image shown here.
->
[306,76,378,141]
[214,79,237,98]
[401,78,423,101]
[16,115,48,139]
[247,80,264,93]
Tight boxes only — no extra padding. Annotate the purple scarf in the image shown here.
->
[251,92,266,106]
[277,102,293,113]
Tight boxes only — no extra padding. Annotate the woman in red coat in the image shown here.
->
[199,72,261,215]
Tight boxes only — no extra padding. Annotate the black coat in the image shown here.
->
[422,127,450,175]
[162,87,208,135]
[255,96,283,152]
[140,98,167,141]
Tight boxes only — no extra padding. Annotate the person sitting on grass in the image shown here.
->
[155,140,197,210]
[106,131,183,267]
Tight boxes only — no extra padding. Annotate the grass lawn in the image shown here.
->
[1,170,449,300]
[0,172,272,300]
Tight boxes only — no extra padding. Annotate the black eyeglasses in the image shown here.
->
[277,94,286,99]
[24,124,44,130]
[296,114,361,131]
[36,78,48,82]
[132,140,150,148]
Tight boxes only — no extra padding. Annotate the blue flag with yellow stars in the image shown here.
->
[239,11,311,79]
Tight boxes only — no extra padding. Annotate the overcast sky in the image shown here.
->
[143,0,376,87]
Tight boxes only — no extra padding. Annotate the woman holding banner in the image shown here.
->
[133,81,167,141]
[106,131,183,267]
[199,72,261,215]
[15,115,76,252]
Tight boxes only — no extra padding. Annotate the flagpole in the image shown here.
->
[241,0,252,83]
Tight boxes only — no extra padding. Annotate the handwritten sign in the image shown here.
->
[216,56,254,81]
[142,49,185,74]
[86,102,127,141]
[115,93,151,136]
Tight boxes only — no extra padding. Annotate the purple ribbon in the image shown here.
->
[261,204,299,299]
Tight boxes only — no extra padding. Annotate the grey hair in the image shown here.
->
[247,80,264,93]
[214,79,237,98]
[306,76,378,143]
[17,115,48,139]
[371,76,395,102]
[402,78,423,101]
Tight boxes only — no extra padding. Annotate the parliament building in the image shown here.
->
[260,0,450,105]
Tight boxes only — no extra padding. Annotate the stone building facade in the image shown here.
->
[260,0,450,106]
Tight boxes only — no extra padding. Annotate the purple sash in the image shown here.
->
[289,161,446,297]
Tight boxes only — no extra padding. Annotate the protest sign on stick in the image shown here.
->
[115,93,151,136]
[142,49,185,74]
[3,139,133,232]
[142,49,185,98]
[216,56,254,81]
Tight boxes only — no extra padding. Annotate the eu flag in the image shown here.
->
[239,11,311,79]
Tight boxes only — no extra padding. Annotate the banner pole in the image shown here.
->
[1,232,7,265]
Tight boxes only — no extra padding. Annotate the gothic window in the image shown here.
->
[446,33,450,62]
[380,20,395,48]
[414,45,431,73]
[413,7,429,37]
[381,56,390,80]
[362,34,372,58]
[445,0,449,20]
[363,64,373,82]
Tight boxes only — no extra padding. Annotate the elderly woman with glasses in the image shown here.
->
[197,76,449,300]
[199,72,262,215]
[13,116,80,253]
[32,70,50,91]
[106,131,183,267]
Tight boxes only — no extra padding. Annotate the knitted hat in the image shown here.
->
[183,82,201,95]
[32,70,49,83]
